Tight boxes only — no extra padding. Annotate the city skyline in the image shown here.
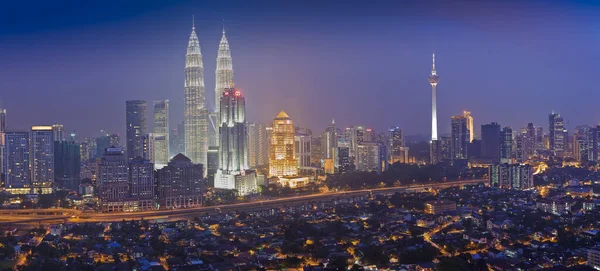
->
[1,0,600,138]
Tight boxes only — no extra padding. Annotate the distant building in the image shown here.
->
[320,119,337,166]
[206,146,219,187]
[248,123,267,167]
[451,115,469,160]
[156,154,203,209]
[356,142,385,173]
[489,163,534,189]
[126,100,147,161]
[425,200,457,215]
[268,111,298,177]
[481,122,501,163]
[128,158,155,211]
[152,100,169,169]
[500,127,513,163]
[98,147,130,212]
[549,111,564,157]
[31,126,54,194]
[54,141,81,190]
[388,127,408,164]
[295,132,311,173]
[338,146,352,174]
[4,132,30,194]
[169,121,185,158]
[52,123,65,142]
[463,111,474,143]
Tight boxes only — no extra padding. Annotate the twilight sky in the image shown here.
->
[0,0,599,139]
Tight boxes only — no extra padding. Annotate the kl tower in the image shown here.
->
[429,53,441,164]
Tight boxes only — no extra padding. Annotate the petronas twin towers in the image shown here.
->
[184,21,234,166]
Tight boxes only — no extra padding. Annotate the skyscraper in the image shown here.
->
[248,123,267,168]
[157,154,203,209]
[214,88,258,195]
[481,122,501,163]
[463,111,474,142]
[54,140,81,190]
[320,119,337,166]
[31,126,54,194]
[500,127,513,163]
[4,132,30,194]
[356,141,385,173]
[126,100,147,161]
[52,123,65,142]
[128,158,155,211]
[388,127,408,164]
[549,111,565,156]
[450,115,469,160]
[269,111,298,177]
[338,146,352,174]
[170,121,185,157]
[152,100,169,169]
[98,147,129,212]
[184,21,208,167]
[295,132,311,172]
[214,26,234,145]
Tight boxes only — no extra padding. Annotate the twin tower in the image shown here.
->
[184,21,234,167]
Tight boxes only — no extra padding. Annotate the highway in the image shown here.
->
[0,179,485,228]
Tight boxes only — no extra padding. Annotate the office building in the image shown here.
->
[500,127,513,163]
[338,146,352,174]
[425,200,457,215]
[152,100,169,169]
[295,132,311,172]
[4,132,30,194]
[320,119,337,166]
[549,111,565,156]
[310,137,322,165]
[98,147,130,212]
[450,115,469,160]
[356,141,385,173]
[248,123,268,168]
[126,100,147,161]
[156,154,203,209]
[31,126,54,194]
[54,141,81,190]
[269,111,298,177]
[184,22,208,166]
[128,158,155,211]
[481,122,501,163]
[388,127,408,164]
[463,111,474,142]
[52,123,65,142]
[207,146,219,187]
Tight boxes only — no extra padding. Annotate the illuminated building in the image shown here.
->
[248,123,268,167]
[295,132,311,173]
[0,109,5,179]
[320,119,337,166]
[128,158,155,211]
[549,111,564,156]
[4,132,30,194]
[337,146,352,174]
[54,141,80,190]
[31,126,54,194]
[573,125,591,162]
[525,123,535,158]
[425,200,456,215]
[311,137,322,165]
[268,111,298,177]
[206,146,219,187]
[450,115,469,161]
[169,121,185,157]
[152,100,169,169]
[481,122,500,163]
[500,127,513,163]
[388,127,408,164]
[214,26,234,146]
[184,20,208,167]
[214,88,258,195]
[126,100,147,161]
[488,163,533,189]
[52,123,65,142]
[535,126,544,152]
[98,147,129,212]
[356,141,385,173]
[156,154,203,209]
[463,111,474,143]
[587,248,600,269]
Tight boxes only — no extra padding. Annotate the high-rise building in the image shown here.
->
[31,126,54,194]
[54,141,81,190]
[481,122,501,163]
[338,146,352,174]
[549,112,565,156]
[4,132,30,194]
[489,163,534,189]
[388,127,408,164]
[52,123,65,142]
[573,125,591,162]
[500,127,513,163]
[0,109,5,179]
[450,115,469,160]
[295,132,311,172]
[184,21,208,167]
[320,119,337,167]
[156,154,203,209]
[356,141,385,173]
[152,100,169,169]
[206,146,219,187]
[98,147,129,212]
[463,111,474,143]
[215,88,257,194]
[214,26,234,145]
[311,137,322,165]
[248,123,268,168]
[96,135,112,159]
[524,123,535,158]
[128,158,155,211]
[269,111,298,177]
[126,100,147,161]
[170,121,185,157]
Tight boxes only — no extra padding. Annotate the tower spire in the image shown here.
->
[192,14,195,30]
[222,18,225,35]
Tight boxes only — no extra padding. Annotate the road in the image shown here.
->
[0,179,485,228]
